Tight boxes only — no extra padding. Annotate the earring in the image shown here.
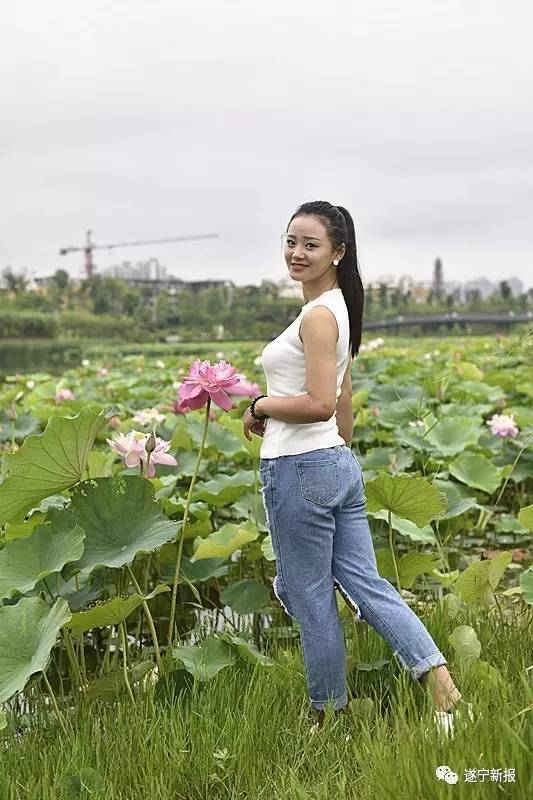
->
[333,260,339,266]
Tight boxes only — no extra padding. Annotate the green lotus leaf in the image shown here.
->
[453,363,485,381]
[462,659,503,693]
[86,450,116,479]
[493,513,529,534]
[369,509,436,543]
[191,520,258,561]
[370,383,421,405]
[505,405,533,429]
[4,511,47,542]
[174,553,229,583]
[365,473,447,527]
[448,624,482,661]
[517,504,533,530]
[431,569,460,588]
[424,417,483,456]
[0,519,85,599]
[172,636,236,681]
[60,476,179,581]
[0,709,7,730]
[192,471,255,507]
[377,400,420,430]
[219,579,271,614]
[0,597,71,703]
[0,412,40,443]
[85,661,154,702]
[217,415,262,459]
[160,499,211,538]
[454,552,512,604]
[433,479,479,519]
[375,548,440,589]
[518,566,533,604]
[0,407,107,524]
[219,633,275,666]
[260,534,275,562]
[64,767,105,798]
[448,452,502,494]
[66,583,169,636]
[360,447,413,472]
[186,417,244,457]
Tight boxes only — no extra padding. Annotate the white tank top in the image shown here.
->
[259,287,351,457]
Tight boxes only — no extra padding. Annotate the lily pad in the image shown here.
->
[191,520,258,561]
[60,476,179,581]
[448,452,502,494]
[454,552,512,604]
[519,567,533,605]
[448,624,482,661]
[219,579,271,614]
[369,509,436,543]
[0,597,71,703]
[433,479,479,519]
[66,583,170,635]
[172,636,236,681]
[517,504,533,531]
[0,519,85,599]
[365,473,447,527]
[375,549,440,589]
[192,471,255,506]
[424,417,483,456]
[0,407,107,524]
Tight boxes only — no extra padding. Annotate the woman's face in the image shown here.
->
[283,215,345,283]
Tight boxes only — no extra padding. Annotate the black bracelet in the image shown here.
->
[250,394,268,420]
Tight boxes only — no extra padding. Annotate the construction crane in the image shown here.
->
[59,229,219,278]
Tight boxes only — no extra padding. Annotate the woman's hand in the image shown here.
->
[243,406,266,441]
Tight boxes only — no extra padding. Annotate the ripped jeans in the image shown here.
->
[259,444,447,711]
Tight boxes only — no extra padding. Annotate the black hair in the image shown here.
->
[286,201,364,357]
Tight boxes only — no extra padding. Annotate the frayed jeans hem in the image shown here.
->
[395,650,448,682]
[310,693,348,712]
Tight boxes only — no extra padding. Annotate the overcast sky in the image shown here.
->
[2,1,532,288]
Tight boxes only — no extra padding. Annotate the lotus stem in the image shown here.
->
[166,398,211,650]
[127,563,163,673]
[62,629,85,694]
[119,620,135,703]
[388,509,402,592]
[41,669,68,738]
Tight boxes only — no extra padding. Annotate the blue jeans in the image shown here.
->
[259,444,447,711]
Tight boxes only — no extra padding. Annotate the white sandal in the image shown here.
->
[429,700,475,740]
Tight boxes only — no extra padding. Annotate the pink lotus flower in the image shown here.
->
[108,415,122,429]
[176,359,247,412]
[106,430,178,477]
[56,388,75,403]
[98,367,109,377]
[230,374,262,398]
[486,413,519,439]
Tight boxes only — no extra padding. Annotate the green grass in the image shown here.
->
[2,602,531,799]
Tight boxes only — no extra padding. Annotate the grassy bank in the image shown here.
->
[2,602,531,800]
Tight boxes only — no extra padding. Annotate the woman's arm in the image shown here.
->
[254,306,338,423]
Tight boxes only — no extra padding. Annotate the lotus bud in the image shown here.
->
[145,431,157,455]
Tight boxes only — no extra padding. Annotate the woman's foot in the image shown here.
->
[422,665,462,711]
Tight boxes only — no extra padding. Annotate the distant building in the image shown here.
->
[101,258,167,281]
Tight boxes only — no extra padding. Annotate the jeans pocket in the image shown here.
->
[296,459,338,506]
[348,449,365,488]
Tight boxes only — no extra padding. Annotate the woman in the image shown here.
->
[243,201,472,736]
